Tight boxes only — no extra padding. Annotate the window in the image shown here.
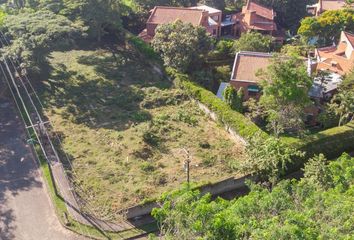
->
[213,29,217,36]
[247,85,260,96]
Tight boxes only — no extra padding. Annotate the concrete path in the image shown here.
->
[0,97,85,240]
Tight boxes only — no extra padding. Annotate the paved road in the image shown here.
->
[0,97,84,240]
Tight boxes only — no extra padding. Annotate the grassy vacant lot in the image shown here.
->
[40,44,245,221]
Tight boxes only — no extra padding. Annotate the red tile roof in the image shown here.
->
[321,0,348,11]
[344,31,354,47]
[231,52,273,83]
[147,6,205,26]
[316,32,354,75]
[247,1,275,20]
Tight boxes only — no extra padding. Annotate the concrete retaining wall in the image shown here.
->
[197,101,247,145]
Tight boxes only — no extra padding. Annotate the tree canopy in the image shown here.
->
[1,10,85,71]
[258,55,312,136]
[152,20,212,73]
[151,153,354,240]
[298,9,354,46]
[62,0,122,42]
[233,32,272,52]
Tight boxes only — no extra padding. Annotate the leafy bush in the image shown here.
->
[142,129,160,147]
[140,162,155,172]
[214,39,235,57]
[141,87,186,109]
[128,35,159,60]
[174,110,198,126]
[152,153,354,240]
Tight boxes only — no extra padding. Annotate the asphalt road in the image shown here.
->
[0,96,84,240]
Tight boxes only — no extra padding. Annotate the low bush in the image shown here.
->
[128,35,159,60]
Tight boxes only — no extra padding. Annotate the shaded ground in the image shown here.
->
[0,96,84,240]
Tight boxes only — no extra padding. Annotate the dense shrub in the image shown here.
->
[128,35,160,60]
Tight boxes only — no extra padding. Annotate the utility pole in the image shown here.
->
[182,148,191,189]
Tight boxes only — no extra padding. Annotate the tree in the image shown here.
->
[152,20,212,73]
[233,32,272,52]
[152,153,354,240]
[328,90,354,126]
[303,154,332,189]
[258,55,313,136]
[240,133,304,185]
[62,0,122,42]
[316,70,332,91]
[298,9,354,45]
[223,85,243,112]
[341,67,354,91]
[0,9,6,26]
[1,10,85,71]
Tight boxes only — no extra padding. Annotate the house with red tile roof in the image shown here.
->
[138,5,222,42]
[232,0,283,42]
[229,51,273,100]
[314,31,354,76]
[307,0,352,16]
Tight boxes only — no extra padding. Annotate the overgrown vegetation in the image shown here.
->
[298,9,354,45]
[41,47,245,221]
[151,153,354,240]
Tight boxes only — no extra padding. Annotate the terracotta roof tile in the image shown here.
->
[344,31,354,47]
[321,0,347,11]
[248,1,275,20]
[316,46,354,75]
[147,6,205,26]
[231,52,273,83]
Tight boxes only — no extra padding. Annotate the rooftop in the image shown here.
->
[321,0,348,11]
[189,5,221,14]
[316,31,354,75]
[246,1,275,20]
[147,6,205,26]
[231,51,273,83]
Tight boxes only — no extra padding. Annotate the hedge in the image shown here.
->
[169,70,268,141]
[168,69,354,168]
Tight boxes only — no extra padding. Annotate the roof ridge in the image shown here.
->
[154,6,205,12]
[238,51,273,57]
[248,1,274,12]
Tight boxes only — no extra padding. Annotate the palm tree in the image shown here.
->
[329,91,354,126]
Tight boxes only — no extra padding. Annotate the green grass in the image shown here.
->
[39,44,246,222]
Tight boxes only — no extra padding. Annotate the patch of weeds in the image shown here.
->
[130,111,151,123]
[87,159,97,165]
[201,154,217,167]
[157,162,166,169]
[142,130,160,147]
[173,110,198,126]
[132,145,154,160]
[140,162,155,173]
[152,172,168,186]
[199,141,211,149]
[140,87,186,109]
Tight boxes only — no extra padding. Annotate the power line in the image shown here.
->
[0,31,127,230]
[0,42,99,240]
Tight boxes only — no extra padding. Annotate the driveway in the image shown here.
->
[0,96,85,240]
